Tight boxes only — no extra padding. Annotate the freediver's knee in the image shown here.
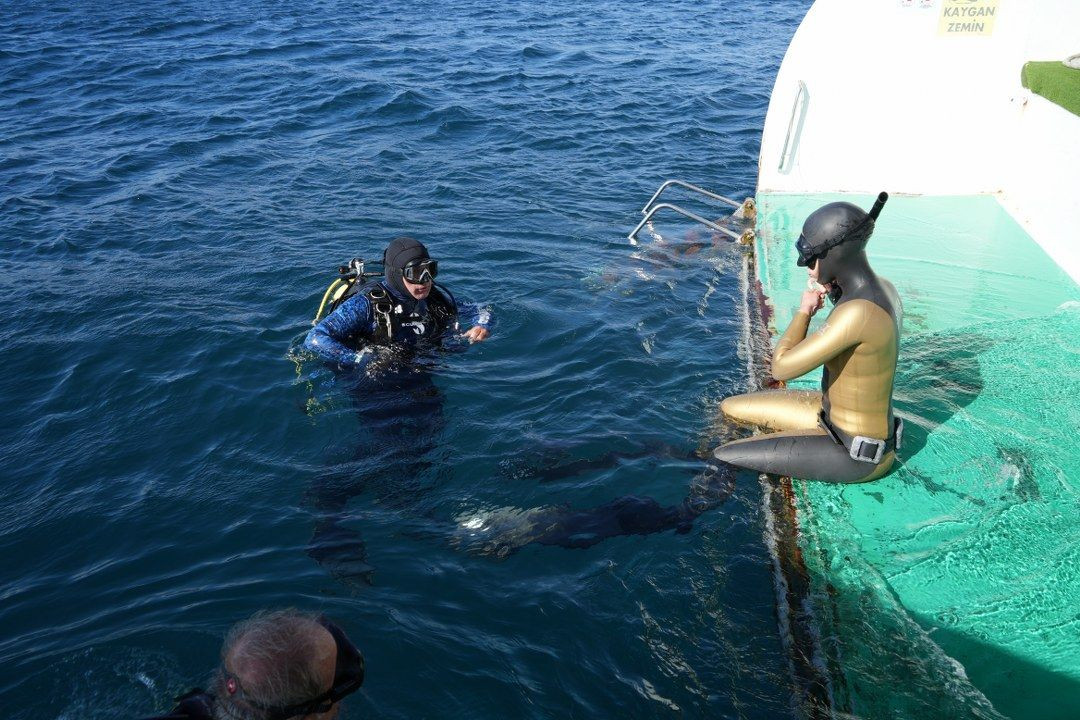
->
[850,450,896,483]
[719,394,746,422]
[721,390,823,432]
[711,433,763,465]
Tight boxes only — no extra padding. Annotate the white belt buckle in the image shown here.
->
[849,436,885,464]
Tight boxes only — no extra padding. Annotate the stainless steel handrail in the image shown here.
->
[628,203,741,243]
[778,80,807,173]
[640,179,741,215]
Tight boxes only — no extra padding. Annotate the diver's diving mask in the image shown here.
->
[402,258,438,284]
[795,214,872,268]
[795,235,821,268]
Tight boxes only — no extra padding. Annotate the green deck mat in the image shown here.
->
[1021,61,1080,117]
[754,192,1080,719]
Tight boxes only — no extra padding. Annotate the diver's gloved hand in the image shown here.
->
[343,347,373,367]
[462,326,490,343]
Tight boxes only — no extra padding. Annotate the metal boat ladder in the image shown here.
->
[629,179,756,245]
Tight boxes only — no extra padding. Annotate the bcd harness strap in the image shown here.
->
[365,284,456,345]
[367,286,396,342]
[818,411,903,464]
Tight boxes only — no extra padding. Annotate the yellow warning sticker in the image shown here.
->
[939,0,999,36]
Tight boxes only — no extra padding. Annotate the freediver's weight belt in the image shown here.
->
[818,411,903,464]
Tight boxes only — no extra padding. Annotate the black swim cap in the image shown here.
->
[383,236,430,297]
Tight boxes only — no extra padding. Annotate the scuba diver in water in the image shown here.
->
[305,235,490,366]
[302,236,491,584]
[713,192,902,482]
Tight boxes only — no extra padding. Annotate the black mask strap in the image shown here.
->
[256,617,365,720]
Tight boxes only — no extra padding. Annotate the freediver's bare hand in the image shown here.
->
[462,326,490,343]
[800,288,826,317]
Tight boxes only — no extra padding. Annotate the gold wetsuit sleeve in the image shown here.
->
[771,304,863,381]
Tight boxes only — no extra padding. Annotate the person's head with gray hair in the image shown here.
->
[210,609,347,720]
[137,610,363,720]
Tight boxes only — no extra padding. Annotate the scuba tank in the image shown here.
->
[312,258,384,325]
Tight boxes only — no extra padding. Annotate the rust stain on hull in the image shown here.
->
[744,249,834,718]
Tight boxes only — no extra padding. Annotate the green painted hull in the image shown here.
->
[754,193,1080,719]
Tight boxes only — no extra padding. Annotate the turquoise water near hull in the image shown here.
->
[0,2,811,718]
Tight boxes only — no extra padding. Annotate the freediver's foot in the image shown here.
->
[307,523,375,586]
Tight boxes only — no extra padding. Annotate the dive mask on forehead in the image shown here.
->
[140,617,364,720]
[402,258,438,284]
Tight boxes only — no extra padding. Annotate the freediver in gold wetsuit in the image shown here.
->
[713,192,903,483]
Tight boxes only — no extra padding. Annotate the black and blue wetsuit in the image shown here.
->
[301,274,491,583]
[304,279,491,367]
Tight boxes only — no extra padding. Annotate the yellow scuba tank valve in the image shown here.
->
[312,258,384,325]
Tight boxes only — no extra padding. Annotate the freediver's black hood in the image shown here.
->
[796,192,888,285]
[383,236,429,298]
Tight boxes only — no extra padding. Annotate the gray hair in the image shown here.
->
[211,609,331,720]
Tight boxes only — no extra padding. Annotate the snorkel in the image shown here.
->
[868,191,889,221]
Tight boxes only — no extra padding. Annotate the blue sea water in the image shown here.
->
[0,1,810,717]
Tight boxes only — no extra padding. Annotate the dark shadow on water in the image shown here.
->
[892,331,991,461]
[921,621,1080,720]
[802,562,1080,720]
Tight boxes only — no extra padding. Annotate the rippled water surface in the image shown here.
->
[0,2,810,717]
